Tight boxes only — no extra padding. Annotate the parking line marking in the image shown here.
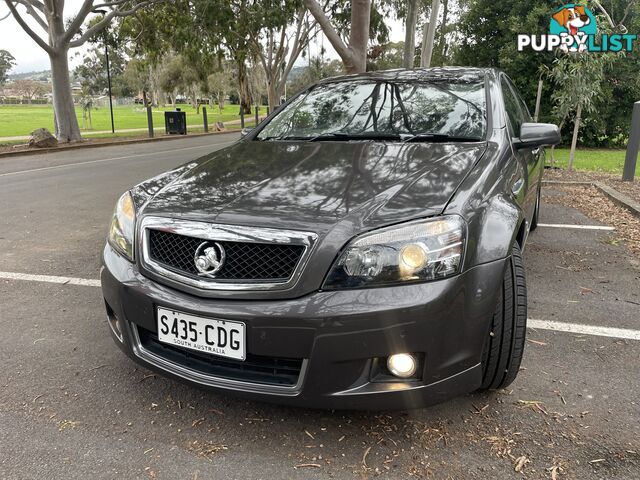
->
[537,223,615,231]
[2,272,639,341]
[0,141,235,178]
[0,271,101,287]
[528,319,640,341]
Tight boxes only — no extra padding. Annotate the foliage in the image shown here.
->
[207,69,234,112]
[454,0,640,148]
[0,50,15,85]
[286,57,344,96]
[74,44,132,98]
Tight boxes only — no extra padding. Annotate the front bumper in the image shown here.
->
[101,244,508,409]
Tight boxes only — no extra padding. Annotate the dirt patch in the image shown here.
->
[545,169,640,204]
[544,184,640,256]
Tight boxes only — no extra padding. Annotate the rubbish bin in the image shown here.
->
[165,108,187,135]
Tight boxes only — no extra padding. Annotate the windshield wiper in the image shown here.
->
[308,132,403,142]
[402,133,484,143]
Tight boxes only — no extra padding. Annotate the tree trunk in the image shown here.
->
[435,0,449,65]
[237,61,253,114]
[348,0,371,73]
[49,50,81,142]
[568,103,582,171]
[267,81,278,115]
[403,0,419,69]
[421,0,441,68]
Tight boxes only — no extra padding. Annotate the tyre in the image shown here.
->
[480,243,527,390]
[530,188,540,231]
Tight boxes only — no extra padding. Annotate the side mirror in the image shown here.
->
[515,123,561,148]
[240,127,253,138]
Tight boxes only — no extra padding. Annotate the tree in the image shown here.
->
[304,0,372,73]
[157,54,184,108]
[12,78,47,103]
[248,3,317,112]
[2,0,162,142]
[286,57,343,95]
[207,70,233,113]
[0,49,15,85]
[550,53,615,170]
[454,0,556,119]
[74,45,130,97]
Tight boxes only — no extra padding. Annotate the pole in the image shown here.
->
[104,34,115,134]
[534,78,543,123]
[255,105,259,126]
[143,91,154,138]
[623,101,640,181]
[203,106,209,133]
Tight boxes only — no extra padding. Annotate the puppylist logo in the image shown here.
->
[518,4,637,53]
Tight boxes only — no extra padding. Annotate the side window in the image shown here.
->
[501,77,526,137]
[505,77,532,123]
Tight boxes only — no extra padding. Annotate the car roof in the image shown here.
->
[317,67,494,85]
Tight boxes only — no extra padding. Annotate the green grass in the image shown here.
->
[0,103,265,138]
[550,148,639,175]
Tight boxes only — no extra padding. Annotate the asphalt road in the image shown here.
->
[1,136,639,479]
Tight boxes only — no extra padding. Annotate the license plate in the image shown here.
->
[156,307,246,361]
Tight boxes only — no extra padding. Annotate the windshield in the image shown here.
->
[256,79,487,141]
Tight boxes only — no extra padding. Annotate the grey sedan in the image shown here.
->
[101,67,560,409]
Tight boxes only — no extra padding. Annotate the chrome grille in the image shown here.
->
[148,229,305,282]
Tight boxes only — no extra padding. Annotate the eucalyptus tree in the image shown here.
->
[247,1,317,112]
[0,49,15,85]
[303,0,372,73]
[1,0,164,142]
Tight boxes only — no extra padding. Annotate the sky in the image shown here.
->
[0,1,405,74]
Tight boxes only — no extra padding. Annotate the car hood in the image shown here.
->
[141,140,487,236]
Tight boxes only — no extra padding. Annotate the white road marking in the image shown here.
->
[0,271,101,287]
[528,319,640,341]
[537,223,615,231]
[0,141,235,178]
[1,271,639,342]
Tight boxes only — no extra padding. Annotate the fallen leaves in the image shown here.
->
[514,455,529,472]
[516,400,549,415]
[188,440,228,460]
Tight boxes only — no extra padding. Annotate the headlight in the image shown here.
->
[108,191,136,261]
[323,216,465,289]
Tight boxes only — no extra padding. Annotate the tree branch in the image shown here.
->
[4,0,53,53]
[68,0,163,48]
[13,0,47,30]
[303,0,354,66]
[63,0,96,43]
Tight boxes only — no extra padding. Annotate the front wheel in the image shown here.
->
[479,243,527,390]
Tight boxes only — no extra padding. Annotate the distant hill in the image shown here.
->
[8,70,52,82]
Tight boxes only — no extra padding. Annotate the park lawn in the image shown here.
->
[550,148,639,175]
[0,103,263,138]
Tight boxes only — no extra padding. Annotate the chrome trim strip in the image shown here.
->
[139,216,317,291]
[129,322,307,396]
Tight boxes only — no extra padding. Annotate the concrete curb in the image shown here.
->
[593,181,640,218]
[543,179,640,219]
[0,130,239,160]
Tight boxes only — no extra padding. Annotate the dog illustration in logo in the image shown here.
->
[552,5,592,52]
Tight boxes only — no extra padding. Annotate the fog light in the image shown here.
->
[387,353,417,378]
